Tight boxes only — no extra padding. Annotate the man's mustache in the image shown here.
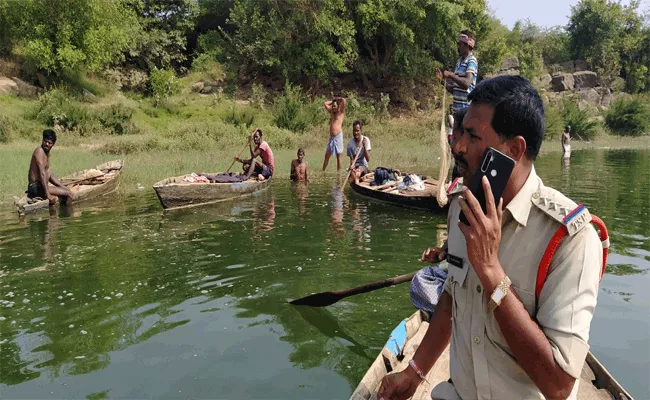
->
[454,154,467,167]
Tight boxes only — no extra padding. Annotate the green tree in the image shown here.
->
[124,0,199,71]
[7,0,139,75]
[221,0,357,85]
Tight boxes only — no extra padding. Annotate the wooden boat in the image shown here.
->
[349,172,455,214]
[14,160,124,215]
[152,173,271,210]
[350,311,633,400]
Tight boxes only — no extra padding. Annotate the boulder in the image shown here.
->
[576,88,600,106]
[551,73,574,92]
[573,71,598,89]
[199,85,215,94]
[533,74,552,88]
[82,88,95,98]
[500,57,520,71]
[0,76,18,95]
[191,82,204,92]
[11,77,42,97]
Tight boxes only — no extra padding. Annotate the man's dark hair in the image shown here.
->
[565,125,571,132]
[467,75,545,160]
[353,120,362,129]
[43,129,57,144]
[298,147,304,154]
[460,29,475,40]
[453,108,467,131]
[255,129,263,137]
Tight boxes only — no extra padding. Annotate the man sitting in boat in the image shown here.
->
[27,129,73,206]
[379,76,603,400]
[235,129,274,181]
[290,148,309,182]
[346,120,371,184]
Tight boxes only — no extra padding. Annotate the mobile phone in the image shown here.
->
[459,147,515,226]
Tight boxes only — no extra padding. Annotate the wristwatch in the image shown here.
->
[488,275,511,312]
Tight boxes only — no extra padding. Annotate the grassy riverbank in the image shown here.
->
[2,81,649,206]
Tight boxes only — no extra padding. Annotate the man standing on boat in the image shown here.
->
[235,129,274,181]
[436,30,478,113]
[27,129,73,206]
[378,76,603,400]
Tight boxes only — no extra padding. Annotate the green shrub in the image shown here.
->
[149,69,180,106]
[250,83,266,110]
[32,88,91,133]
[562,99,599,141]
[0,115,15,143]
[99,103,137,135]
[344,91,375,126]
[376,93,391,121]
[222,106,255,129]
[544,103,564,141]
[274,83,323,133]
[604,96,650,137]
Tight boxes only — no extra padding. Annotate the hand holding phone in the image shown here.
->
[459,147,515,226]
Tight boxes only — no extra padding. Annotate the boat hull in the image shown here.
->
[14,160,124,215]
[350,311,632,400]
[152,174,271,210]
[349,174,448,214]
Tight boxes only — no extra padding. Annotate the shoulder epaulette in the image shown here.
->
[531,186,591,237]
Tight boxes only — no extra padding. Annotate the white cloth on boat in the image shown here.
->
[410,266,448,313]
[397,174,425,191]
[182,173,210,183]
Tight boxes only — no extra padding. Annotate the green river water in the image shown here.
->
[0,149,648,399]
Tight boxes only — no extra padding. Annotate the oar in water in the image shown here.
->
[290,270,420,307]
[340,135,366,191]
[226,129,258,173]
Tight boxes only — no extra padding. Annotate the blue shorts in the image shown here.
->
[260,164,273,180]
[326,132,344,155]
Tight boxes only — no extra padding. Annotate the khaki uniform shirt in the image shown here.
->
[442,167,602,400]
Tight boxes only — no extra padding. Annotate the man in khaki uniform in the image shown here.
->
[379,76,602,400]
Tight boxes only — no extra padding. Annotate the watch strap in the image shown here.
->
[488,275,512,312]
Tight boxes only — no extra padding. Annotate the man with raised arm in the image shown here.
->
[322,97,346,171]
[379,76,602,400]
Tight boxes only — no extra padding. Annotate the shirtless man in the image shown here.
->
[322,97,346,171]
[290,148,309,182]
[27,129,73,206]
[562,125,571,158]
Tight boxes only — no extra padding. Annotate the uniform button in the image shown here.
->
[474,336,481,345]
[476,285,482,294]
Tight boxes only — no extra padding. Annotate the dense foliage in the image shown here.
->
[605,96,650,136]
[0,0,647,94]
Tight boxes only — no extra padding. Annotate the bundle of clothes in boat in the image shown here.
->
[370,167,425,191]
[182,172,247,184]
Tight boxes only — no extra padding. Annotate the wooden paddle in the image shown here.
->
[226,130,257,173]
[290,270,418,307]
[340,135,366,190]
